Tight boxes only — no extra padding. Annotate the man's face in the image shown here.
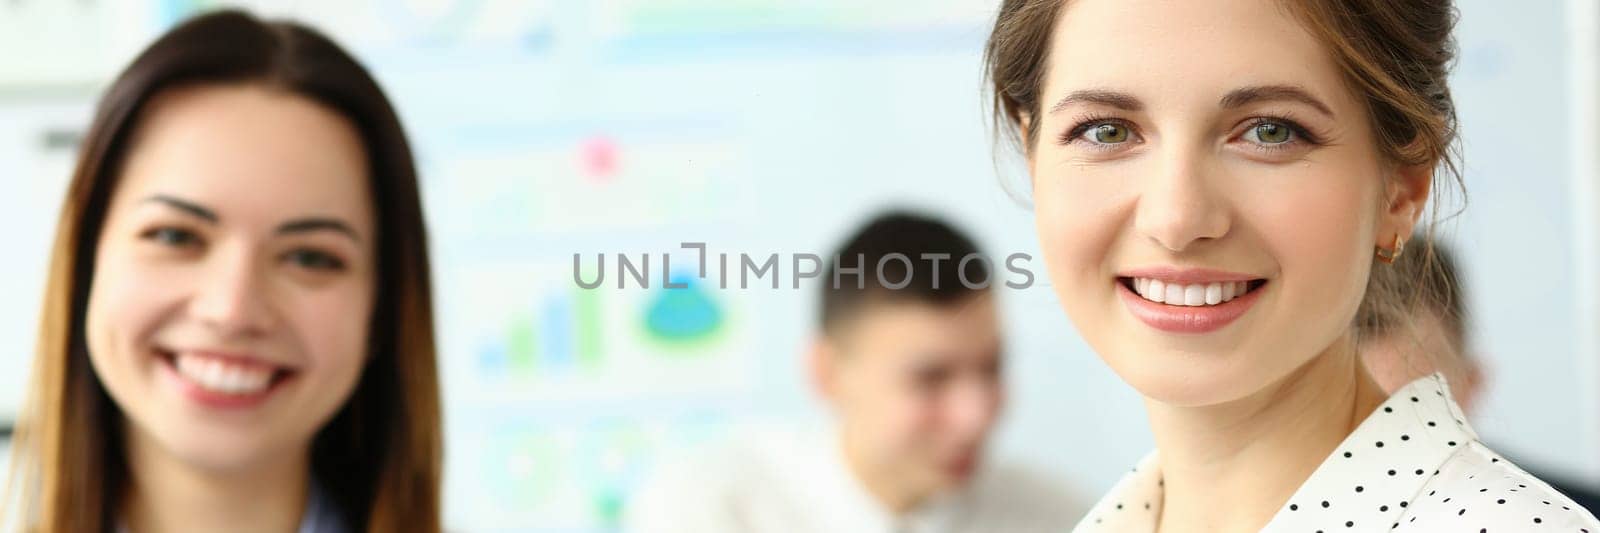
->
[822,295,1004,495]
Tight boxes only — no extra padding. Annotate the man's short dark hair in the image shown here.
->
[820,210,989,334]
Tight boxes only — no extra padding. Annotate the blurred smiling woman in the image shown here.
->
[3,10,440,533]
[985,0,1599,531]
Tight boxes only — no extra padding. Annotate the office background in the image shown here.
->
[1,1,1596,531]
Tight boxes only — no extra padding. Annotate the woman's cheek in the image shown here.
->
[1245,166,1378,324]
[83,248,180,425]
[87,246,172,359]
[1031,185,1080,292]
[291,282,373,400]
[1035,170,1128,283]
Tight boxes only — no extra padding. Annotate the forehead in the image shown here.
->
[839,296,1001,359]
[115,84,372,227]
[1043,0,1353,112]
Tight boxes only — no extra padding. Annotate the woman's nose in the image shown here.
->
[190,247,274,338]
[1133,148,1232,252]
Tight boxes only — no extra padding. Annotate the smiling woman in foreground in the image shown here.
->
[2,10,441,533]
[984,0,1600,531]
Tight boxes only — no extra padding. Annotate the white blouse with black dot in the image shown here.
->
[1073,374,1600,532]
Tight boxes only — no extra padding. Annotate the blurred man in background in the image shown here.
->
[1358,235,1600,514]
[625,210,1085,533]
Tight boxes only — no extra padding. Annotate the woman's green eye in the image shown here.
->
[1090,123,1130,143]
[286,249,345,271]
[1252,122,1292,144]
[146,228,198,247]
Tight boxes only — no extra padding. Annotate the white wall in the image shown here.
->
[1446,0,1599,481]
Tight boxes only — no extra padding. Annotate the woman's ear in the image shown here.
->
[1017,112,1037,172]
[1380,162,1434,242]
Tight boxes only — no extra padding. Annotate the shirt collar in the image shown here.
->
[898,486,974,532]
[1076,373,1476,532]
[817,429,977,533]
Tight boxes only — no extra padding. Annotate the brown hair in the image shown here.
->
[3,10,442,533]
[983,0,1466,349]
[1359,233,1470,355]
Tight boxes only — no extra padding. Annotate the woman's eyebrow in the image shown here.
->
[141,195,361,242]
[1047,85,1336,118]
[278,218,362,243]
[1219,84,1335,117]
[1049,89,1144,114]
[141,194,218,223]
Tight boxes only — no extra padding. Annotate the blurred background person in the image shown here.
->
[625,211,1087,533]
[0,11,442,533]
[1358,233,1600,514]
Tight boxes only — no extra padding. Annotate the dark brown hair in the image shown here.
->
[3,10,442,533]
[983,0,1466,345]
[820,211,990,335]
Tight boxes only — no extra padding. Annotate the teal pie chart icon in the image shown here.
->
[643,274,725,349]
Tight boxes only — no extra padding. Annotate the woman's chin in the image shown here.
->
[1101,346,1286,408]
[128,418,294,474]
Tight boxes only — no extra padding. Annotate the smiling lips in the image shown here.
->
[1116,269,1267,333]
[158,349,294,408]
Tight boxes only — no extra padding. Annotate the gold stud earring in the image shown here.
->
[1376,234,1405,264]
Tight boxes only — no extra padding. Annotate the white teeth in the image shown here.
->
[174,353,273,395]
[1131,278,1256,307]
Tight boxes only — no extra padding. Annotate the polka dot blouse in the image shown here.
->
[1073,374,1600,532]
